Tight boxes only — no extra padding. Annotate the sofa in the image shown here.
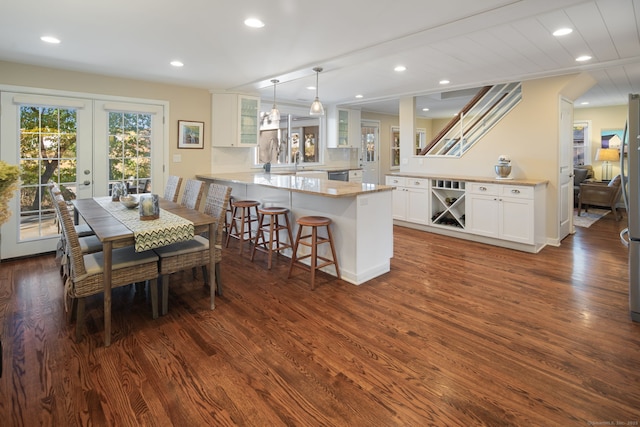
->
[574,165,594,204]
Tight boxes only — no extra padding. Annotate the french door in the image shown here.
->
[0,92,165,259]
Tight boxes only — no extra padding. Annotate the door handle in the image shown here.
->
[83,180,91,186]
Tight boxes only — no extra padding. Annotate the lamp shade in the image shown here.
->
[595,148,619,162]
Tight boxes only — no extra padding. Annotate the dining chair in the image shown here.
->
[55,197,160,342]
[163,175,182,203]
[49,185,102,281]
[180,179,205,211]
[153,183,231,315]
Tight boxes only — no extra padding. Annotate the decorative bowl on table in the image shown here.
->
[119,195,139,209]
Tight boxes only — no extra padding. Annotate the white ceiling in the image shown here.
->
[1,0,639,118]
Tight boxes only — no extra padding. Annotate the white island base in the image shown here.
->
[201,174,394,285]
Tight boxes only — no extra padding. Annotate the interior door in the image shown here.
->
[559,97,574,239]
[0,92,93,259]
[361,120,380,184]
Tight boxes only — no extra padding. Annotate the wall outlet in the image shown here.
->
[173,154,182,163]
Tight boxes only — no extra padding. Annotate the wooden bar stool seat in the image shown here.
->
[251,206,294,269]
[288,215,340,290]
[225,199,260,255]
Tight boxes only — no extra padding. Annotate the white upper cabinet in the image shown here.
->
[327,106,361,148]
[211,93,260,147]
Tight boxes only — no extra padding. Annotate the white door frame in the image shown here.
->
[559,96,574,240]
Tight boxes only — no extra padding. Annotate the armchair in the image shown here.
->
[577,174,622,221]
[573,165,594,203]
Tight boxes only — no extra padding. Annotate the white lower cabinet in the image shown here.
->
[385,176,429,224]
[387,175,545,252]
[467,183,534,244]
[349,169,363,183]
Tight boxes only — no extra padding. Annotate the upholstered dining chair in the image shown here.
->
[163,175,183,203]
[153,183,231,315]
[180,179,205,211]
[55,196,160,341]
[578,174,623,221]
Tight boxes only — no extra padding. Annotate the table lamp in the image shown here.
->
[595,148,619,181]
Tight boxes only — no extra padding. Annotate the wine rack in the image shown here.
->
[430,179,466,229]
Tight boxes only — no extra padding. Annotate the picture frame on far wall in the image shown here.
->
[178,120,204,149]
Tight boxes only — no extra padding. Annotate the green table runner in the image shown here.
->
[96,197,195,252]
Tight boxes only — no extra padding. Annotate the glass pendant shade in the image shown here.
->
[309,67,325,116]
[309,97,324,116]
[269,79,280,121]
[270,106,280,121]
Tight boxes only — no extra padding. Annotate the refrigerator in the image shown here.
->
[624,93,640,322]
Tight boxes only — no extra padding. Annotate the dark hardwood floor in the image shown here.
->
[1,212,639,426]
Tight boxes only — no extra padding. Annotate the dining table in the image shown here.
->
[72,196,218,346]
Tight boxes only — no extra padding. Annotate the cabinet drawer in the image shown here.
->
[500,185,533,199]
[406,178,429,189]
[469,183,499,196]
[386,176,406,186]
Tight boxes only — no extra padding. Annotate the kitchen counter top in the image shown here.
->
[197,172,392,198]
[388,172,548,187]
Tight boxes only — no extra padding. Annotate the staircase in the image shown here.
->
[419,82,522,157]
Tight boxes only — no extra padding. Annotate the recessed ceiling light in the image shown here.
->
[355,94,363,99]
[422,108,430,112]
[394,65,407,72]
[576,55,592,62]
[553,28,573,37]
[244,18,265,28]
[40,36,60,44]
[439,79,450,85]
[580,101,590,105]
[170,60,184,67]
[306,86,316,90]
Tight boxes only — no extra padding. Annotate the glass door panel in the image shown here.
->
[361,121,380,184]
[0,92,92,259]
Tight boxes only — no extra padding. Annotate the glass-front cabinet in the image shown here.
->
[327,106,360,148]
[212,93,260,147]
[390,127,426,168]
[391,126,400,169]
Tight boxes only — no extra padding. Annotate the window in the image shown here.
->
[256,106,322,167]
[573,121,591,166]
[108,111,152,194]
[19,105,78,240]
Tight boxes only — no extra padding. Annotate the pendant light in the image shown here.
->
[309,67,325,116]
[269,79,280,122]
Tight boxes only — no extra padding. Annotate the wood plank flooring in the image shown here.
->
[1,212,639,426]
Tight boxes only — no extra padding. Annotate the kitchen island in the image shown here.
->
[197,172,394,285]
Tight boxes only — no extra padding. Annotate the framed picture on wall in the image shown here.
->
[178,120,204,149]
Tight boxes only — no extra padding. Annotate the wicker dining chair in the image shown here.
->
[55,197,160,341]
[180,179,205,211]
[163,175,183,203]
[49,185,102,281]
[153,183,231,315]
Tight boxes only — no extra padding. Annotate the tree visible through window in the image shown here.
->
[19,105,77,239]
[108,112,152,194]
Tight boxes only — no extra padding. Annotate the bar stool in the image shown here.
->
[288,216,340,290]
[250,206,294,269]
[224,195,235,236]
[225,199,260,254]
